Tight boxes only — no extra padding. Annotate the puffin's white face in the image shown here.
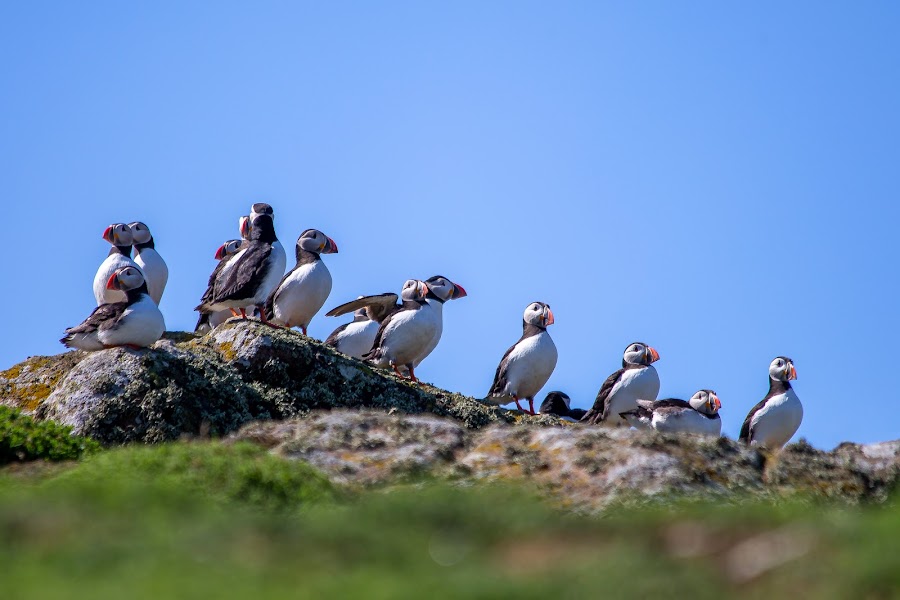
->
[400,279,428,301]
[239,216,251,240]
[298,229,338,254]
[128,221,152,245]
[215,239,243,260]
[424,276,467,302]
[623,342,660,366]
[523,302,554,328]
[106,266,145,292]
[769,357,797,381]
[689,389,721,415]
[251,203,274,218]
[102,223,133,247]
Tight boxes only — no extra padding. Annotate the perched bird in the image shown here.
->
[93,223,139,305]
[264,229,338,334]
[129,221,168,305]
[63,266,165,351]
[581,342,661,425]
[739,357,802,449]
[539,391,587,421]
[354,280,436,382]
[250,202,285,269]
[400,275,467,374]
[194,210,286,323]
[325,283,426,359]
[485,301,557,415]
[620,389,722,436]
[195,238,244,333]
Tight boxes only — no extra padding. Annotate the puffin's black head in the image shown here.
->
[215,239,243,260]
[523,302,554,329]
[424,276,467,303]
[128,222,154,246]
[251,203,274,217]
[248,213,277,243]
[106,265,148,298]
[689,389,721,415]
[102,223,133,248]
[769,356,797,382]
[297,229,338,258]
[623,342,660,367]
[539,391,571,416]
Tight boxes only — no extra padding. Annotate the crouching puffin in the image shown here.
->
[539,391,587,421]
[484,302,557,415]
[194,209,286,325]
[63,266,165,351]
[739,357,802,449]
[581,342,661,425]
[264,229,338,334]
[129,221,168,305]
[325,282,426,359]
[93,223,139,305]
[620,389,722,436]
[194,238,244,333]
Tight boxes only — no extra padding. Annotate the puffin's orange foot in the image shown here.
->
[528,398,536,415]
[514,397,527,413]
[230,308,240,317]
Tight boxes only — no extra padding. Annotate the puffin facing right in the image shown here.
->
[620,389,722,436]
[484,302,557,415]
[581,342,661,425]
[739,357,802,449]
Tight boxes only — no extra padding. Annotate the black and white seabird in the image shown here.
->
[194,210,286,323]
[93,223,140,305]
[195,238,244,333]
[250,203,286,270]
[323,303,381,359]
[63,266,165,351]
[400,275,467,374]
[539,391,587,421]
[581,342,661,425]
[620,389,722,436]
[484,302,557,415]
[263,229,338,334]
[739,357,802,449]
[129,221,168,305]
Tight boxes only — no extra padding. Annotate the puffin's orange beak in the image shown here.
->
[214,244,227,260]
[452,282,467,299]
[713,395,721,410]
[788,364,797,380]
[102,226,113,243]
[239,217,251,238]
[544,309,555,326]
[648,347,660,363]
[106,273,119,290]
[326,237,338,253]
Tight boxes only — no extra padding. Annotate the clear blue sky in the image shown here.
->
[2,2,898,448]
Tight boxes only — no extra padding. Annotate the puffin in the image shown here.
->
[263,229,338,334]
[539,391,587,421]
[399,275,467,375]
[129,221,168,305]
[581,342,661,425]
[194,238,244,333]
[620,389,722,436]
[329,280,436,382]
[93,223,139,305]
[484,301,557,415]
[63,266,165,351]
[194,210,286,323]
[250,203,285,269]
[739,357,802,449]
[324,282,426,359]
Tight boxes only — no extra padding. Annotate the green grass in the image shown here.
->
[0,405,99,464]
[0,440,898,599]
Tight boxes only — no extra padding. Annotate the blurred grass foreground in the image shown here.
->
[1,432,898,599]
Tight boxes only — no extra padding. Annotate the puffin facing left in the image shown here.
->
[129,221,168,305]
[93,223,139,305]
[62,266,165,351]
[484,302,558,415]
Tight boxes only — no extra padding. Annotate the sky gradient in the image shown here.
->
[2,2,898,448]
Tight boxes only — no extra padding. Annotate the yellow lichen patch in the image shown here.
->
[217,341,238,362]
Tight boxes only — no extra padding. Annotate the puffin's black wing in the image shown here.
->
[324,322,351,348]
[568,408,588,420]
[581,368,626,425]
[63,302,129,339]
[487,339,521,397]
[325,293,399,321]
[739,398,768,444]
[651,398,693,410]
[198,252,237,307]
[209,243,273,304]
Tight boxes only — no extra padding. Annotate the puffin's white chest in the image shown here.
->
[334,320,380,359]
[501,331,558,400]
[606,366,660,424]
[93,253,139,305]
[750,389,803,449]
[134,248,168,305]
[271,260,332,328]
[380,305,440,366]
[653,409,721,436]
[98,295,166,348]
[412,299,445,366]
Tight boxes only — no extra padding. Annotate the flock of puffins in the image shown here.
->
[61,203,803,449]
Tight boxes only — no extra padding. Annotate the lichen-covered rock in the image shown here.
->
[230,411,900,511]
[9,320,548,444]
